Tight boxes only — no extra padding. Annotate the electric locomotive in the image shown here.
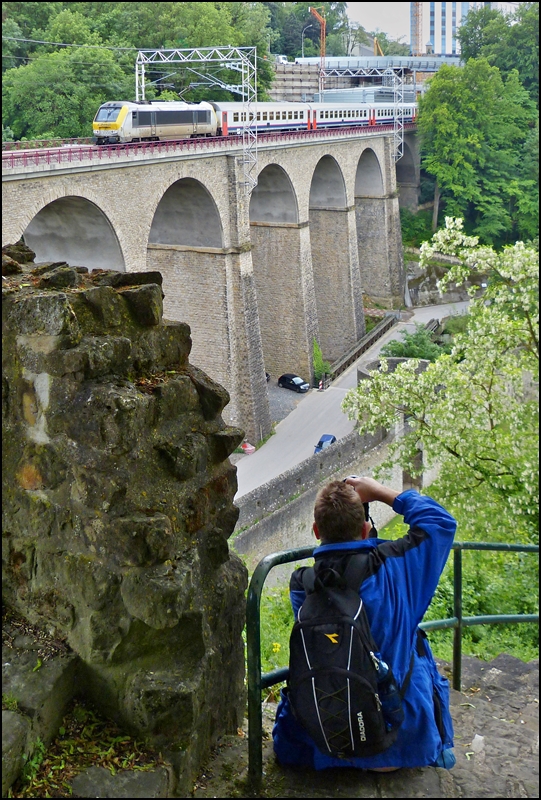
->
[93,100,218,144]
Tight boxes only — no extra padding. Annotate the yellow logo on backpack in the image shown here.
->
[324,633,339,644]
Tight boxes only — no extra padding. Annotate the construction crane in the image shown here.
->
[410,2,423,57]
[309,6,326,93]
[373,37,384,57]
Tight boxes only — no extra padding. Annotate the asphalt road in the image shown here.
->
[234,301,469,499]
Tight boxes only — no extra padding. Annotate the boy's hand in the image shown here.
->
[344,476,400,507]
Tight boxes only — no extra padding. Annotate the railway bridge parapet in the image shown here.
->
[2,128,420,442]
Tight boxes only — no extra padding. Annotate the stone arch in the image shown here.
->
[149,177,223,248]
[396,140,419,211]
[309,156,361,361]
[146,177,229,398]
[355,147,403,306]
[248,164,310,379]
[249,164,298,224]
[396,141,417,185]
[309,155,347,209]
[22,196,125,271]
[354,148,385,197]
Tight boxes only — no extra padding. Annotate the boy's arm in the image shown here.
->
[289,567,309,621]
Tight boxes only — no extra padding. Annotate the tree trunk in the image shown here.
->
[432,181,440,231]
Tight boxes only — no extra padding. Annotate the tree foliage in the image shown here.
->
[418,58,538,245]
[343,218,539,543]
[312,338,331,381]
[2,46,133,139]
[458,2,539,106]
[379,323,449,362]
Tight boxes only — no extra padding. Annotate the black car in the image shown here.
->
[278,373,310,393]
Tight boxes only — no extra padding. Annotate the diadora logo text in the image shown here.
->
[324,633,339,644]
[357,711,367,742]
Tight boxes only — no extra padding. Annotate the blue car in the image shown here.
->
[314,434,337,454]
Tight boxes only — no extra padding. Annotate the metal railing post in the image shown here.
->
[246,565,265,793]
[453,547,463,691]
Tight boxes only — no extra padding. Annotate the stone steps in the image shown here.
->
[193,652,539,799]
[2,648,538,797]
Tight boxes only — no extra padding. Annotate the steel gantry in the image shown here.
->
[135,47,258,192]
[320,64,405,160]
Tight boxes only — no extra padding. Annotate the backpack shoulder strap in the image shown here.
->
[300,566,316,594]
[301,552,370,595]
[341,552,371,591]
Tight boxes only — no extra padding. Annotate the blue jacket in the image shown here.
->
[273,489,457,770]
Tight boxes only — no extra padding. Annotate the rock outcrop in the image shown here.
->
[2,244,248,795]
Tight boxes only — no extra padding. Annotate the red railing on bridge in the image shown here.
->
[2,123,416,170]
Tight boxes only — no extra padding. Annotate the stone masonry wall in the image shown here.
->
[309,208,361,362]
[2,245,248,795]
[146,245,230,397]
[250,223,312,381]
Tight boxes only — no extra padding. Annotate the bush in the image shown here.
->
[400,208,434,247]
[380,323,449,361]
[313,339,331,381]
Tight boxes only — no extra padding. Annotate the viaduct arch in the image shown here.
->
[3,132,416,442]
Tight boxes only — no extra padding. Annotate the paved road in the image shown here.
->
[235,301,469,499]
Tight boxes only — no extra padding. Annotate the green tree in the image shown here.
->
[43,7,102,46]
[458,2,539,106]
[379,323,447,362]
[342,218,539,542]
[418,58,537,244]
[2,2,65,38]
[2,47,132,139]
[368,30,410,56]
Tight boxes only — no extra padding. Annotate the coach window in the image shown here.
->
[288,111,293,119]
[263,112,267,121]
[269,112,274,120]
[233,113,239,122]
[294,111,298,119]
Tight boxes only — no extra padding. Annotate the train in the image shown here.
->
[92,99,417,144]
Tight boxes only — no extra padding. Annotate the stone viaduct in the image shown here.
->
[2,130,420,443]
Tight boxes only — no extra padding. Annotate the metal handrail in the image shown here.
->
[246,540,539,790]
[2,123,417,171]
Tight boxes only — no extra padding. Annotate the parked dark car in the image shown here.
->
[314,434,337,454]
[277,373,310,393]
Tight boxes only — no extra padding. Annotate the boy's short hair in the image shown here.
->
[314,480,366,543]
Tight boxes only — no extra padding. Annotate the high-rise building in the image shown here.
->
[411,2,518,56]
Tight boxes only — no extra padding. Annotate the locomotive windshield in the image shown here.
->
[95,106,122,122]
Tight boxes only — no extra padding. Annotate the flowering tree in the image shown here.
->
[342,218,539,541]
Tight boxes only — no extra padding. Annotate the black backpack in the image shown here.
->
[287,553,413,759]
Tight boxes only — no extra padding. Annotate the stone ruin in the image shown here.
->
[2,242,248,792]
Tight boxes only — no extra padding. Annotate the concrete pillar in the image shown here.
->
[249,220,316,383]
[309,207,365,362]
